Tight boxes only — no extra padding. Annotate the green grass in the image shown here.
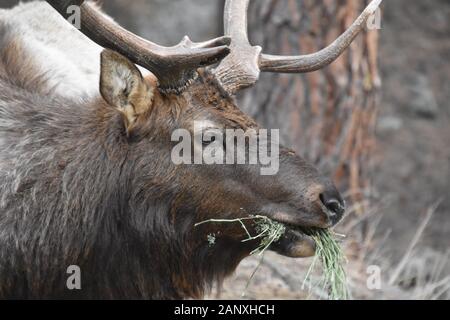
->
[195,216,349,300]
[195,215,286,255]
[302,228,350,300]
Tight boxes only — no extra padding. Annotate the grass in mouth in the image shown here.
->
[195,216,349,300]
[301,228,349,300]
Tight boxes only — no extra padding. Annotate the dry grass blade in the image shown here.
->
[388,199,442,285]
[195,215,286,297]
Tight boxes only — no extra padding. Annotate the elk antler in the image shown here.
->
[214,0,383,94]
[46,0,231,94]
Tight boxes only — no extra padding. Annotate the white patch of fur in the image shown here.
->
[112,64,134,94]
[0,1,150,100]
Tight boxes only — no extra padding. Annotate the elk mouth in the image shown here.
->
[259,199,343,258]
[261,210,333,259]
[269,224,318,258]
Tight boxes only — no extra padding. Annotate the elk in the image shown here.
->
[0,0,381,299]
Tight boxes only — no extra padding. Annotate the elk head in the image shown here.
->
[46,0,381,292]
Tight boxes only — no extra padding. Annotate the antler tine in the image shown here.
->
[215,0,383,95]
[223,0,251,45]
[260,0,383,73]
[46,0,231,94]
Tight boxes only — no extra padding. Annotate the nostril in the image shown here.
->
[319,192,345,218]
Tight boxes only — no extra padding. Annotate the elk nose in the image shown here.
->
[319,186,346,225]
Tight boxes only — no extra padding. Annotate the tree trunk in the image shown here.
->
[238,0,381,209]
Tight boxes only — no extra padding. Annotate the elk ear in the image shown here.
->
[100,49,155,132]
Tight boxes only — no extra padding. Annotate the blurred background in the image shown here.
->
[1,0,448,299]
